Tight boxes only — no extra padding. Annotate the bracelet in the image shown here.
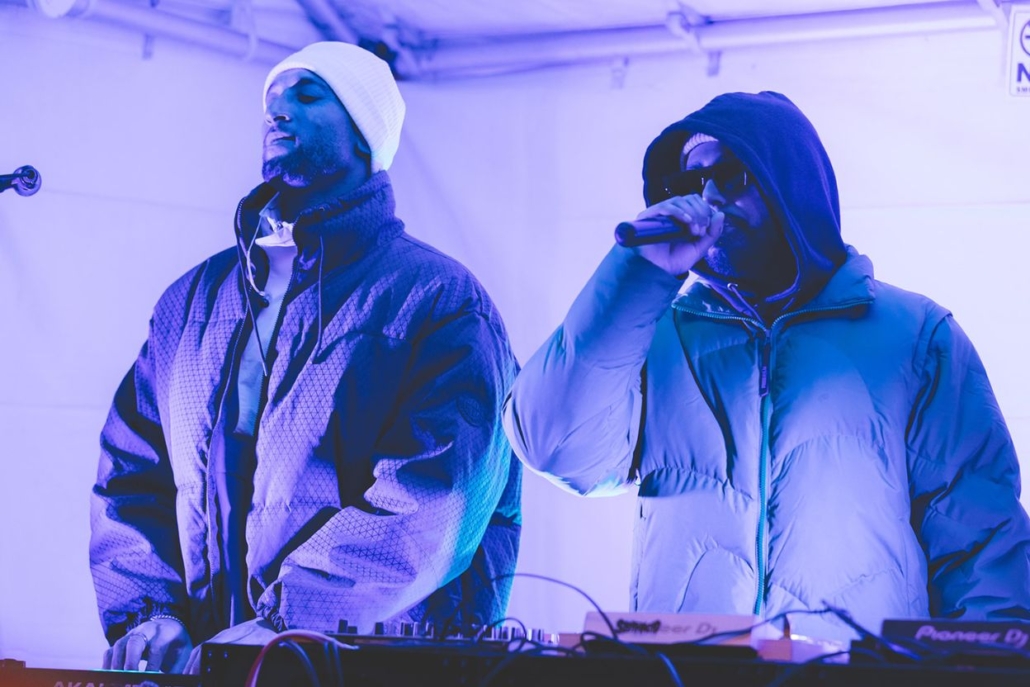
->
[147,613,187,630]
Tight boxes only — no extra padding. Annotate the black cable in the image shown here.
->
[244,631,354,687]
[515,638,578,657]
[761,649,851,687]
[573,632,683,687]
[681,607,837,647]
[477,638,581,687]
[821,605,922,663]
[322,637,344,687]
[473,616,529,644]
[277,638,322,687]
[573,631,650,656]
[476,644,539,687]
[654,651,686,687]
[480,575,879,687]
[491,572,621,639]
[433,605,467,642]
[476,573,701,687]
[825,605,1030,667]
[848,644,889,663]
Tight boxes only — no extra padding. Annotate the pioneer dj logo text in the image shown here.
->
[914,624,1030,650]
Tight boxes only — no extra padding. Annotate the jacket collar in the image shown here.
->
[235,171,405,277]
[673,245,874,323]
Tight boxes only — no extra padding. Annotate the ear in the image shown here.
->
[355,135,373,171]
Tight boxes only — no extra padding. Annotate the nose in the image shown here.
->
[263,94,291,125]
[701,178,726,206]
[264,110,290,126]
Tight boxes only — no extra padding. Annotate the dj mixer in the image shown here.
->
[8,616,1030,687]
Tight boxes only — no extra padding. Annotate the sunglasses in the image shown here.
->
[661,158,750,200]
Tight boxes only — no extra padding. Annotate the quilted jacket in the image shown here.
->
[91,172,521,643]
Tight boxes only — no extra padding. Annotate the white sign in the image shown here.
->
[581,610,776,646]
[1009,8,1030,96]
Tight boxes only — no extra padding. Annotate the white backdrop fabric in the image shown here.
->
[1,9,1028,669]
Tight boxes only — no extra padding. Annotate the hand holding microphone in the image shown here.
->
[617,194,724,277]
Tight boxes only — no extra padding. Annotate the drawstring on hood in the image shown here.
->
[233,172,404,367]
[243,220,271,305]
[641,91,847,316]
[316,234,326,356]
[726,282,765,323]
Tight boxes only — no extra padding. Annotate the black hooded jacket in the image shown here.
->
[641,91,847,314]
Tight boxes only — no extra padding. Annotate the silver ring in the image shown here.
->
[127,632,150,653]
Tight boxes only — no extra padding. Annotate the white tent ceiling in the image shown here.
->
[3,0,1020,76]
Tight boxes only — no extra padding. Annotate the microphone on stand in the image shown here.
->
[0,166,42,196]
[614,217,689,247]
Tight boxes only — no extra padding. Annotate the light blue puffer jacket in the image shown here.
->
[503,93,1030,641]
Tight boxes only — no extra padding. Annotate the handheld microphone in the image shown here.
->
[0,165,42,197]
[614,217,690,247]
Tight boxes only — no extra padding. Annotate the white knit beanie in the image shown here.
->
[264,41,406,173]
[681,132,719,161]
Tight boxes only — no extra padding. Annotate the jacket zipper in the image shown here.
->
[206,316,247,624]
[754,334,772,615]
[251,258,300,430]
[673,296,871,619]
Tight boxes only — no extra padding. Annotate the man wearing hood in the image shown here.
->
[503,91,1030,641]
[91,41,521,673]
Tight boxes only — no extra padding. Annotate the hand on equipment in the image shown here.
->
[103,617,192,673]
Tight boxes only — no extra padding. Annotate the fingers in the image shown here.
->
[123,632,150,671]
[636,195,717,238]
[166,639,193,674]
[146,636,168,673]
[108,635,128,671]
[695,210,725,252]
[149,627,193,673]
[184,644,203,675]
[106,631,148,671]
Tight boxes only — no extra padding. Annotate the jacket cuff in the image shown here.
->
[264,608,288,633]
[254,583,289,632]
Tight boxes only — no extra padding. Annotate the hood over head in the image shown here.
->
[641,91,847,314]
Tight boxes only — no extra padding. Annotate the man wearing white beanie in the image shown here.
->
[91,41,521,673]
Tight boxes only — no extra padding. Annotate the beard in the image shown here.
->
[262,143,340,186]
[703,223,752,278]
[703,222,796,296]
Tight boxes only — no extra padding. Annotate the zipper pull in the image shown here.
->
[759,336,771,397]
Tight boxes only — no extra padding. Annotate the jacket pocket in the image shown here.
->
[676,548,756,615]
